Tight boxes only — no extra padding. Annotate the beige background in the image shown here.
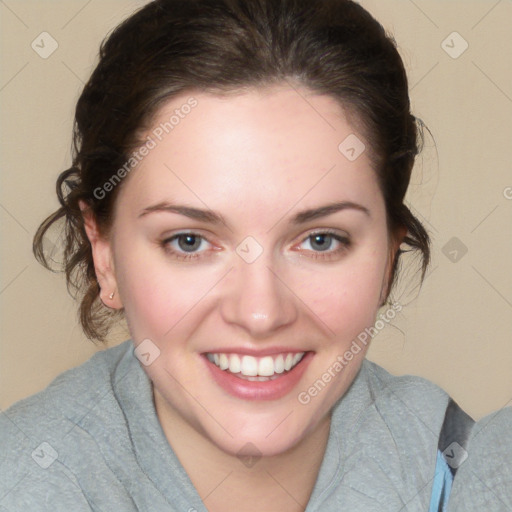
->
[1,0,511,420]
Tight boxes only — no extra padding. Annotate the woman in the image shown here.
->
[0,0,510,510]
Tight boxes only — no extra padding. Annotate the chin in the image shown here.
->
[200,408,320,460]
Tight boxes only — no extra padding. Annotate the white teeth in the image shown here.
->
[274,355,285,374]
[245,375,279,382]
[241,355,258,376]
[258,356,275,377]
[229,354,241,373]
[206,351,305,377]
[219,353,229,370]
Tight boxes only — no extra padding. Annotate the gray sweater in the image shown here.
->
[1,340,510,511]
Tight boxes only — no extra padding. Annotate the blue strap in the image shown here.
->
[429,449,454,512]
[428,398,474,511]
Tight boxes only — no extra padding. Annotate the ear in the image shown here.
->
[79,200,123,309]
[379,225,407,306]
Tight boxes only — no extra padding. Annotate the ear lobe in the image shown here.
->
[79,200,123,309]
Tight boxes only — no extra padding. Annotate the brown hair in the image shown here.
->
[33,0,430,342]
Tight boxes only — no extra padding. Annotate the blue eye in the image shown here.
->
[307,233,335,251]
[297,231,351,259]
[161,232,212,260]
[160,230,350,262]
[175,234,204,252]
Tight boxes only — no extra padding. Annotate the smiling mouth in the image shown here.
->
[205,351,306,381]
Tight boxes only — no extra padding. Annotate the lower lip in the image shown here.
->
[203,352,314,401]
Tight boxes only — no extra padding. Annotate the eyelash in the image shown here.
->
[295,230,351,260]
[160,232,213,261]
[160,230,351,261]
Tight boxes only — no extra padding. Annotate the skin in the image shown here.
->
[82,84,402,511]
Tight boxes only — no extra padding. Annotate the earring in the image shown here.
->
[109,291,115,300]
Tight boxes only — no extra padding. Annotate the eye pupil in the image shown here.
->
[310,234,332,251]
[178,234,201,252]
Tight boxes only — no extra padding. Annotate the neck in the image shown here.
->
[153,389,331,512]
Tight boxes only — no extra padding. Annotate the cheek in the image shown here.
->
[114,248,224,340]
[298,247,388,340]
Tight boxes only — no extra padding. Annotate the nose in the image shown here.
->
[220,257,298,338]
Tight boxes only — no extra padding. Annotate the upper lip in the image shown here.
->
[202,347,311,357]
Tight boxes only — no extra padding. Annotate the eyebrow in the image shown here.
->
[291,201,370,224]
[138,202,225,223]
[138,200,370,224]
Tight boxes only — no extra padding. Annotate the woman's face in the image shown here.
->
[102,84,395,457]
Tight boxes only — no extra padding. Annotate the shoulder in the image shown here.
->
[355,359,451,458]
[1,340,132,430]
[0,340,137,511]
[321,360,452,510]
[448,406,512,510]
[353,361,512,509]
[361,358,451,423]
[359,360,456,478]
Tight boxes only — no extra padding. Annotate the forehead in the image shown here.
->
[116,85,382,221]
